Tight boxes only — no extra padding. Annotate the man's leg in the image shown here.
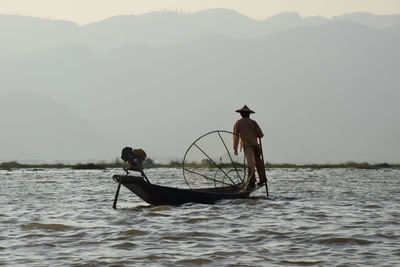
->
[244,146,256,188]
[253,145,266,185]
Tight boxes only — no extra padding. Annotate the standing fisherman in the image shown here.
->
[233,105,266,190]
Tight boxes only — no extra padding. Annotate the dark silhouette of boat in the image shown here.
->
[112,130,268,208]
[112,174,262,206]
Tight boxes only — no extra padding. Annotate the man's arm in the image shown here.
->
[255,121,264,139]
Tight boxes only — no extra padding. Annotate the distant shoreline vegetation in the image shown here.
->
[0,159,398,170]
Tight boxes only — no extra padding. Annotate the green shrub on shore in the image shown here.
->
[0,160,398,170]
[0,161,67,169]
[264,161,396,169]
[71,163,106,170]
[0,161,23,168]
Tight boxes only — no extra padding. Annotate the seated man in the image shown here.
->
[121,147,147,172]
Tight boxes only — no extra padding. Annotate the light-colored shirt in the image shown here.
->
[233,117,264,151]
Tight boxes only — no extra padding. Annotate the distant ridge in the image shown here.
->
[0,20,399,162]
[0,92,112,160]
[1,9,400,57]
[0,9,399,162]
[332,12,400,29]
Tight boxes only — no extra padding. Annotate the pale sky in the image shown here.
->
[0,0,399,24]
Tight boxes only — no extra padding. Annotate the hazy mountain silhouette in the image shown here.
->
[333,12,400,29]
[385,23,400,43]
[1,19,399,162]
[0,92,113,160]
[1,9,400,57]
[0,15,78,59]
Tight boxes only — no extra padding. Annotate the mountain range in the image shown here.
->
[0,92,112,160]
[0,9,399,162]
[1,9,400,57]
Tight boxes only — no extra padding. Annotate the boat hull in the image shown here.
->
[112,175,252,205]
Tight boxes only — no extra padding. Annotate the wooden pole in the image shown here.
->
[112,178,122,209]
[259,138,269,197]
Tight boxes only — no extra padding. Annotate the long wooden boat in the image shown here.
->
[112,175,261,206]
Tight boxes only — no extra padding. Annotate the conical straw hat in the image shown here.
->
[235,105,255,114]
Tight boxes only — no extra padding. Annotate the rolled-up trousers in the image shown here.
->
[243,145,266,183]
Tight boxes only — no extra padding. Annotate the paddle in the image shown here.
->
[112,177,122,209]
[112,170,128,210]
[259,138,269,197]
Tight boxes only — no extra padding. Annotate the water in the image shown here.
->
[1,168,399,266]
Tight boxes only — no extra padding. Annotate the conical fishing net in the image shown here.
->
[182,130,247,189]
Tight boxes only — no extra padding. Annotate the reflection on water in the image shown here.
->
[0,168,399,266]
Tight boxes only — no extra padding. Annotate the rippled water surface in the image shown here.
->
[1,168,399,266]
